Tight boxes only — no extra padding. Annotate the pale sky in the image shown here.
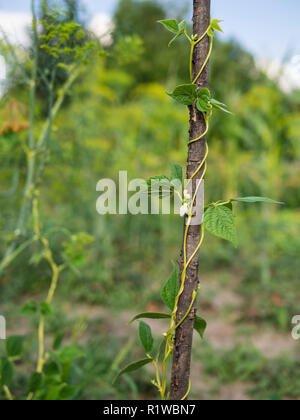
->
[0,0,299,91]
[0,0,299,61]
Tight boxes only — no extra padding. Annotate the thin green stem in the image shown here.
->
[193,36,213,84]
[0,238,35,275]
[190,42,195,81]
[3,385,14,401]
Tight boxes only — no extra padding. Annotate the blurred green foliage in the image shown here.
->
[0,0,299,400]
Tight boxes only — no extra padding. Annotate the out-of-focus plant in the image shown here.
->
[0,0,95,400]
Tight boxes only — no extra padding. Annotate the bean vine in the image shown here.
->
[115,16,283,401]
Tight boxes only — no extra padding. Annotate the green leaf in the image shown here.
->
[146,175,172,198]
[161,262,179,310]
[208,19,223,37]
[194,316,207,339]
[53,331,64,351]
[114,358,153,383]
[168,21,187,47]
[40,302,53,317]
[6,336,24,358]
[21,300,38,316]
[129,313,171,324]
[168,33,181,47]
[211,19,223,32]
[139,321,154,353]
[45,384,65,401]
[210,98,232,114]
[0,357,14,386]
[204,205,238,248]
[147,175,170,186]
[196,88,212,113]
[158,19,179,34]
[158,19,187,47]
[28,372,43,393]
[59,346,85,363]
[198,87,210,99]
[29,251,47,266]
[59,385,80,400]
[171,162,183,183]
[178,20,187,32]
[168,84,198,106]
[231,196,284,205]
[44,359,62,377]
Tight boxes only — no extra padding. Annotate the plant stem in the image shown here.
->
[0,66,81,277]
[3,385,14,401]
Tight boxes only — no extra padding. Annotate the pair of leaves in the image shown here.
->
[21,300,53,317]
[161,264,207,338]
[210,98,232,115]
[204,196,283,247]
[158,19,187,47]
[196,89,232,114]
[208,19,223,37]
[114,320,155,383]
[130,311,206,339]
[168,84,232,115]
[116,313,207,383]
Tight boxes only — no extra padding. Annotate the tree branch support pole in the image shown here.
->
[170,0,211,400]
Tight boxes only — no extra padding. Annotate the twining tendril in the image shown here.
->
[159,22,213,401]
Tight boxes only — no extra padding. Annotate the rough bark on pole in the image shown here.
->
[170,0,211,400]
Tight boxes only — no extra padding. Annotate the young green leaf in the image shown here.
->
[147,175,170,187]
[146,175,172,198]
[59,385,80,400]
[231,196,284,205]
[204,205,238,248]
[139,321,154,353]
[196,88,212,113]
[194,316,207,339]
[168,33,182,47]
[129,313,171,324]
[53,331,64,351]
[158,19,179,34]
[44,359,62,377]
[208,19,223,37]
[210,98,232,114]
[113,358,153,383]
[28,372,43,393]
[171,162,183,183]
[21,300,38,316]
[6,336,24,358]
[40,302,53,317]
[59,346,85,363]
[168,84,198,106]
[168,20,187,47]
[161,262,180,311]
[211,19,223,32]
[0,357,14,386]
